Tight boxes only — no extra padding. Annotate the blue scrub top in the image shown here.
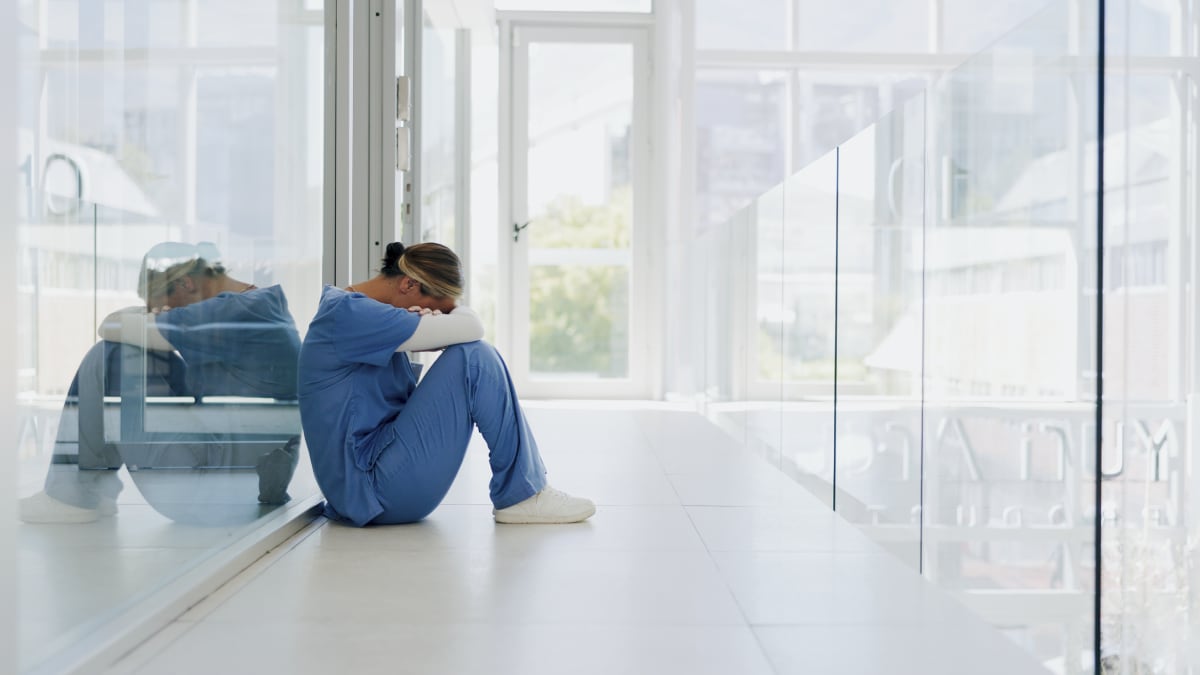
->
[297,285,421,525]
[155,284,301,400]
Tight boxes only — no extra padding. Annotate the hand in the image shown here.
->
[407,306,443,316]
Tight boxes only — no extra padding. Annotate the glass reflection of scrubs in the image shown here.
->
[18,242,303,524]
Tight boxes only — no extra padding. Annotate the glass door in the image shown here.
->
[506,24,651,398]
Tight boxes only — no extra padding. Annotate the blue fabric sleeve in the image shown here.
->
[335,296,421,367]
[152,288,302,399]
[154,294,228,360]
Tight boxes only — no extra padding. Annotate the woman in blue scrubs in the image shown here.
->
[298,241,594,526]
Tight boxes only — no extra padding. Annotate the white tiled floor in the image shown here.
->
[108,406,1050,675]
[18,425,321,673]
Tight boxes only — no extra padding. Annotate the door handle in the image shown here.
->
[513,220,531,242]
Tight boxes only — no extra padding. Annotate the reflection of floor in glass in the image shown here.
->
[17,439,319,672]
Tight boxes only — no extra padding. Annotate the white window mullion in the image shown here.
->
[322,0,341,284]
[368,0,386,270]
[403,0,423,245]
[326,0,388,285]
[497,18,516,360]
[509,25,531,384]
[455,28,473,281]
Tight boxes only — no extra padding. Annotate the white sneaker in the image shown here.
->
[493,486,596,524]
[19,491,116,524]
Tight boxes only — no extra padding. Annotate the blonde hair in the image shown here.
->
[138,242,226,300]
[381,242,463,299]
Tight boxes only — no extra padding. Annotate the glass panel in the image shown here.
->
[419,19,457,245]
[525,41,633,380]
[695,0,789,51]
[494,0,651,11]
[705,205,752,446]
[470,38,500,341]
[793,72,929,168]
[941,0,1046,54]
[834,97,924,569]
[782,149,838,507]
[694,69,788,231]
[925,3,1096,667]
[1101,0,1192,668]
[529,265,629,377]
[16,2,323,670]
[748,185,785,467]
[796,0,928,52]
[197,0,278,47]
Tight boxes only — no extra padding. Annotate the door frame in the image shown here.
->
[499,14,656,398]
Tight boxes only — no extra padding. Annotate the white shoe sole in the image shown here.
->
[493,503,596,524]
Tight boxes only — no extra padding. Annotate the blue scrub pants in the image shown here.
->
[42,341,299,517]
[370,341,547,524]
[44,341,187,508]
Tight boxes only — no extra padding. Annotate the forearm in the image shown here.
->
[97,307,175,351]
[395,305,484,352]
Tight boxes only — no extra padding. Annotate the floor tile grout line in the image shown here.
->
[680,504,784,675]
[646,408,846,675]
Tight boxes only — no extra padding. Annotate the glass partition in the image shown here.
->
[748,184,785,469]
[924,3,1098,665]
[1100,0,1196,671]
[419,15,459,246]
[794,0,929,53]
[16,1,324,671]
[835,97,925,569]
[705,204,753,447]
[695,0,789,51]
[695,2,1110,671]
[781,150,838,507]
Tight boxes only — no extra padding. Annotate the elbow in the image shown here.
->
[97,322,120,342]
[467,319,485,343]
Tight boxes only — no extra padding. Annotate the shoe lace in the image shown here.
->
[538,486,572,504]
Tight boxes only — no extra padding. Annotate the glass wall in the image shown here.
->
[781,150,838,507]
[688,2,1189,672]
[835,99,925,569]
[924,4,1098,664]
[15,1,324,671]
[682,0,1031,404]
[1101,0,1197,672]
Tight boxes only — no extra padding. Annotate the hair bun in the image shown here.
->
[382,242,406,272]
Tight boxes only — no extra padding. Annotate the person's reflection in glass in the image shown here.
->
[19,242,302,524]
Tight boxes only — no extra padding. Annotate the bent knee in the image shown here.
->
[442,340,500,361]
[443,339,490,351]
